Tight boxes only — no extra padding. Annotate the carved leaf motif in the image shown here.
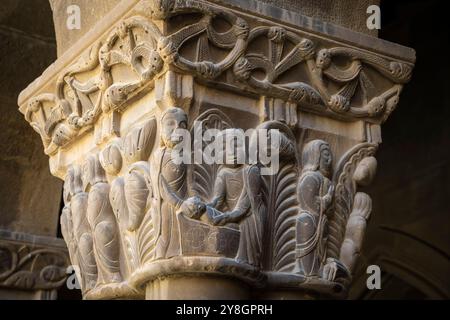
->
[41,265,66,282]
[124,163,151,231]
[4,271,36,289]
[100,142,123,175]
[0,246,17,279]
[327,143,378,259]
[262,161,298,272]
[0,245,68,290]
[137,208,156,265]
[24,16,163,153]
[189,109,234,201]
[123,118,157,164]
[159,5,248,79]
[234,28,322,107]
[110,177,140,272]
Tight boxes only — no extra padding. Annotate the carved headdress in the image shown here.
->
[301,139,331,173]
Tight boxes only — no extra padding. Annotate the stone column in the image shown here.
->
[18,0,415,299]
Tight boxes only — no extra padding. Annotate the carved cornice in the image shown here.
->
[18,0,414,158]
[0,229,69,291]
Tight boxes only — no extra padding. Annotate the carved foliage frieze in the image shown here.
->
[21,0,413,156]
[0,236,69,291]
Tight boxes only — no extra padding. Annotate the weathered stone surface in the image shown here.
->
[252,0,379,36]
[0,229,69,299]
[17,0,415,300]
[49,0,122,56]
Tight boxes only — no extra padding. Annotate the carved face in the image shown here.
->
[160,107,187,149]
[319,145,332,177]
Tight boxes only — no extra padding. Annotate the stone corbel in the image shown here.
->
[18,0,415,299]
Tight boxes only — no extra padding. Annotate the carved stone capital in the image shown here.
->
[0,229,69,299]
[18,0,415,299]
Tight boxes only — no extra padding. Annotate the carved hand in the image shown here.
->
[211,214,228,226]
[322,185,335,209]
[322,258,338,281]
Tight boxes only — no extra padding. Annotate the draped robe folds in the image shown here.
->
[296,170,332,275]
[210,166,244,212]
[233,165,266,268]
[86,181,121,284]
[152,147,187,260]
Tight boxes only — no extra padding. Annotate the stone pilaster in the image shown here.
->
[18,0,415,299]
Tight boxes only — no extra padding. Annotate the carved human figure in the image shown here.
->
[212,166,264,267]
[205,129,246,222]
[295,139,335,278]
[83,155,122,285]
[339,156,377,274]
[105,120,157,269]
[211,126,283,268]
[61,165,98,291]
[340,192,372,273]
[151,107,205,259]
[60,183,76,271]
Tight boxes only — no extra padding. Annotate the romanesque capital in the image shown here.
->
[18,0,415,299]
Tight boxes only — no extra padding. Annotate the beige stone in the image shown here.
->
[16,0,415,299]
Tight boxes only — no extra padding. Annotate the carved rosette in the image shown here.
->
[18,0,415,299]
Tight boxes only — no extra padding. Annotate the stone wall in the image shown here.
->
[0,0,62,237]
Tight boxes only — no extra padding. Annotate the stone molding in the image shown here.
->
[18,0,414,158]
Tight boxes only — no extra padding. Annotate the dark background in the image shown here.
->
[351,0,449,299]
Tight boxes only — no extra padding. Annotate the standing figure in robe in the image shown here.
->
[206,129,246,217]
[211,165,264,267]
[203,128,261,264]
[295,139,334,277]
[211,123,296,267]
[151,106,205,259]
[83,154,122,285]
[61,165,99,291]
